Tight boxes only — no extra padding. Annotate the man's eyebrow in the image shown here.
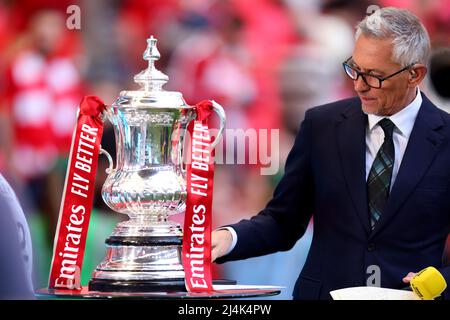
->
[349,60,384,74]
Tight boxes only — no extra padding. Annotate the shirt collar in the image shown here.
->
[367,89,422,138]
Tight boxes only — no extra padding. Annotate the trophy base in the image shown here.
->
[88,278,186,293]
[88,278,238,293]
[90,235,186,293]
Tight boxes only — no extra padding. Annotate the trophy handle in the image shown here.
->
[179,100,226,174]
[100,147,114,174]
[98,107,115,175]
[179,132,187,175]
[210,100,226,149]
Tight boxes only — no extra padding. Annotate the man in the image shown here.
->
[0,173,34,299]
[212,7,450,300]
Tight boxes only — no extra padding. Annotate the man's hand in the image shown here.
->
[402,272,416,284]
[211,229,233,262]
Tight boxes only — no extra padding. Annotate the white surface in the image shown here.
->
[330,286,420,300]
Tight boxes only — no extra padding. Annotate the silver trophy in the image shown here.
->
[88,36,225,292]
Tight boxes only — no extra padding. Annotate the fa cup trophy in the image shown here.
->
[88,36,225,292]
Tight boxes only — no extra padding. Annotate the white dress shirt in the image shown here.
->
[221,89,423,256]
[365,89,422,187]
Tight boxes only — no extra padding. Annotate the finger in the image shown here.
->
[402,272,415,283]
[211,248,218,262]
[211,230,225,247]
[211,232,218,247]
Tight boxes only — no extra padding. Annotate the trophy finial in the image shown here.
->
[134,35,168,91]
[143,36,160,62]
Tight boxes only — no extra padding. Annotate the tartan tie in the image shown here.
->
[367,118,395,230]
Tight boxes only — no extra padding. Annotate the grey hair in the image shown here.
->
[355,7,430,67]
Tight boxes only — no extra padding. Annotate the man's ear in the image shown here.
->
[408,65,427,87]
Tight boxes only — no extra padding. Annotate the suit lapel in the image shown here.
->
[336,100,371,235]
[370,95,446,238]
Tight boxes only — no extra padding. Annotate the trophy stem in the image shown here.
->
[127,212,169,224]
[112,214,183,238]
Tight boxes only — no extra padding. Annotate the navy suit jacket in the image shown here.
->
[217,94,450,300]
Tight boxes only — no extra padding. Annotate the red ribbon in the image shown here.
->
[182,100,216,292]
[48,96,105,290]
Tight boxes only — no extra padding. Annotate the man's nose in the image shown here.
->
[354,76,370,92]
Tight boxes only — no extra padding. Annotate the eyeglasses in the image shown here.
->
[342,57,416,89]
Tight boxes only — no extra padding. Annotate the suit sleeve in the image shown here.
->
[216,110,315,263]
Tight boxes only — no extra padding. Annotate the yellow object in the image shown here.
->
[410,267,447,300]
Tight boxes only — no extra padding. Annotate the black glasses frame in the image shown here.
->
[342,56,416,89]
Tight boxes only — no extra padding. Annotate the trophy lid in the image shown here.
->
[134,36,168,91]
[115,36,188,109]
